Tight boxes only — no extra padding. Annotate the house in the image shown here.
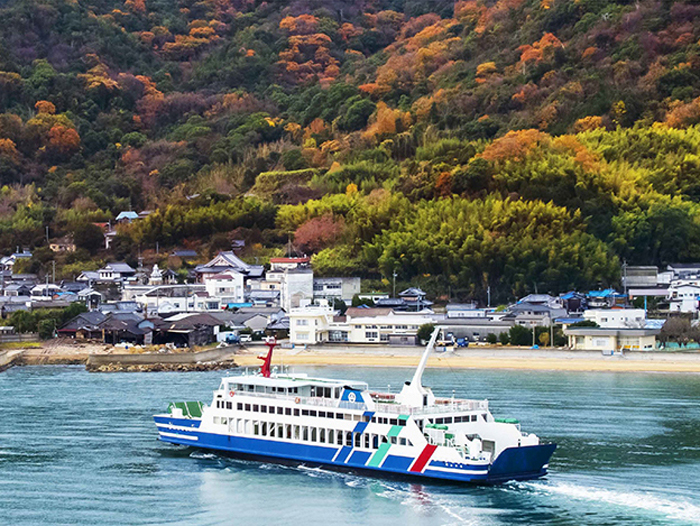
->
[30,283,63,299]
[152,313,221,347]
[136,284,207,315]
[0,250,32,271]
[313,277,361,303]
[564,326,660,352]
[60,282,88,294]
[204,270,245,304]
[668,282,700,313]
[503,300,567,327]
[445,303,488,318]
[195,251,264,283]
[247,289,281,307]
[78,288,102,309]
[398,287,433,311]
[76,270,100,284]
[98,262,136,282]
[583,309,646,328]
[49,236,76,252]
[99,313,154,345]
[58,311,107,339]
[269,256,310,271]
[587,289,626,308]
[559,292,587,313]
[3,283,31,297]
[115,211,139,223]
[288,303,433,345]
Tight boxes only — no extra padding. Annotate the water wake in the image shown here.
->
[527,480,700,524]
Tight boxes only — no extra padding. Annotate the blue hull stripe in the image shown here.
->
[155,418,554,484]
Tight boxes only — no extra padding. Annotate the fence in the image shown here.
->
[0,333,39,343]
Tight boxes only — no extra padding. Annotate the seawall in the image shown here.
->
[86,347,239,372]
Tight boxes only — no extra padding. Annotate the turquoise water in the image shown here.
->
[1,365,700,525]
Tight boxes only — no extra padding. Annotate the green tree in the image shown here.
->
[417,323,436,342]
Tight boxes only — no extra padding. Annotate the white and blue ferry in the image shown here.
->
[154,330,556,484]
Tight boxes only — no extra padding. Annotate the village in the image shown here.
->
[2,231,700,355]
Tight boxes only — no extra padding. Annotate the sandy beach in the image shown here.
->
[4,340,700,373]
[232,344,700,374]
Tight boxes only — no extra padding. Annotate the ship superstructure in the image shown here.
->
[154,330,556,483]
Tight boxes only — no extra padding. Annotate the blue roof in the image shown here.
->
[561,291,583,300]
[587,288,618,298]
[227,302,253,309]
[116,211,138,220]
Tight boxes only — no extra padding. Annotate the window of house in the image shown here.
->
[365,331,378,339]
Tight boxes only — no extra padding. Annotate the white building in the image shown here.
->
[668,280,700,313]
[564,327,659,352]
[204,270,245,305]
[288,304,433,345]
[313,277,361,303]
[583,309,646,328]
[446,303,488,318]
[98,262,136,282]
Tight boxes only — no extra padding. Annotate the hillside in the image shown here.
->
[2,0,700,301]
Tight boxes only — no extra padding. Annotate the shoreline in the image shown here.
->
[4,341,700,374]
[232,346,700,374]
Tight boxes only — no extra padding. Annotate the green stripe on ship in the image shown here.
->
[388,425,403,438]
[367,443,391,467]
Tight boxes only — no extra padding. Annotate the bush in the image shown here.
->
[486,333,498,344]
[417,323,436,342]
[509,324,533,346]
[498,331,510,345]
[37,319,55,340]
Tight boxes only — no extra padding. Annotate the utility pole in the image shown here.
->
[45,225,49,245]
[532,323,536,347]
[487,286,491,308]
[52,260,56,284]
[392,270,397,298]
[622,259,628,298]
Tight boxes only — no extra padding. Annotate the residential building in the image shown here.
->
[433,316,513,342]
[30,283,62,299]
[195,251,264,284]
[504,296,567,327]
[583,309,646,328]
[115,211,139,223]
[445,303,488,318]
[269,256,310,271]
[313,277,361,303]
[76,270,100,284]
[288,303,433,345]
[564,327,660,352]
[587,289,626,308]
[98,262,136,282]
[668,281,700,313]
[204,270,245,304]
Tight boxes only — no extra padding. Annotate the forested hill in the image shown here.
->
[2,0,700,302]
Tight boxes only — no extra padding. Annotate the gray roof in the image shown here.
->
[102,262,135,273]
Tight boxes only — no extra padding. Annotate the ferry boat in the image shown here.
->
[153,330,556,484]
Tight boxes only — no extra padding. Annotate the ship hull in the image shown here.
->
[154,415,556,485]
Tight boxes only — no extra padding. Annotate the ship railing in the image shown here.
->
[372,399,489,415]
[227,390,488,414]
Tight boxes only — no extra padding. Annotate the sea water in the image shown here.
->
[1,365,700,526]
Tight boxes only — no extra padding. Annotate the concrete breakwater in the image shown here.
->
[0,350,22,372]
[86,347,239,373]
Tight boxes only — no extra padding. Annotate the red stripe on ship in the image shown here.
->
[409,444,437,473]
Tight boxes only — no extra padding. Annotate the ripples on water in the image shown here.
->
[1,365,700,525]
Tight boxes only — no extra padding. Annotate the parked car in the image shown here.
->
[225,334,240,344]
[239,334,252,343]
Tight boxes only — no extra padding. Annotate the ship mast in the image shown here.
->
[258,338,277,378]
[395,327,439,407]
